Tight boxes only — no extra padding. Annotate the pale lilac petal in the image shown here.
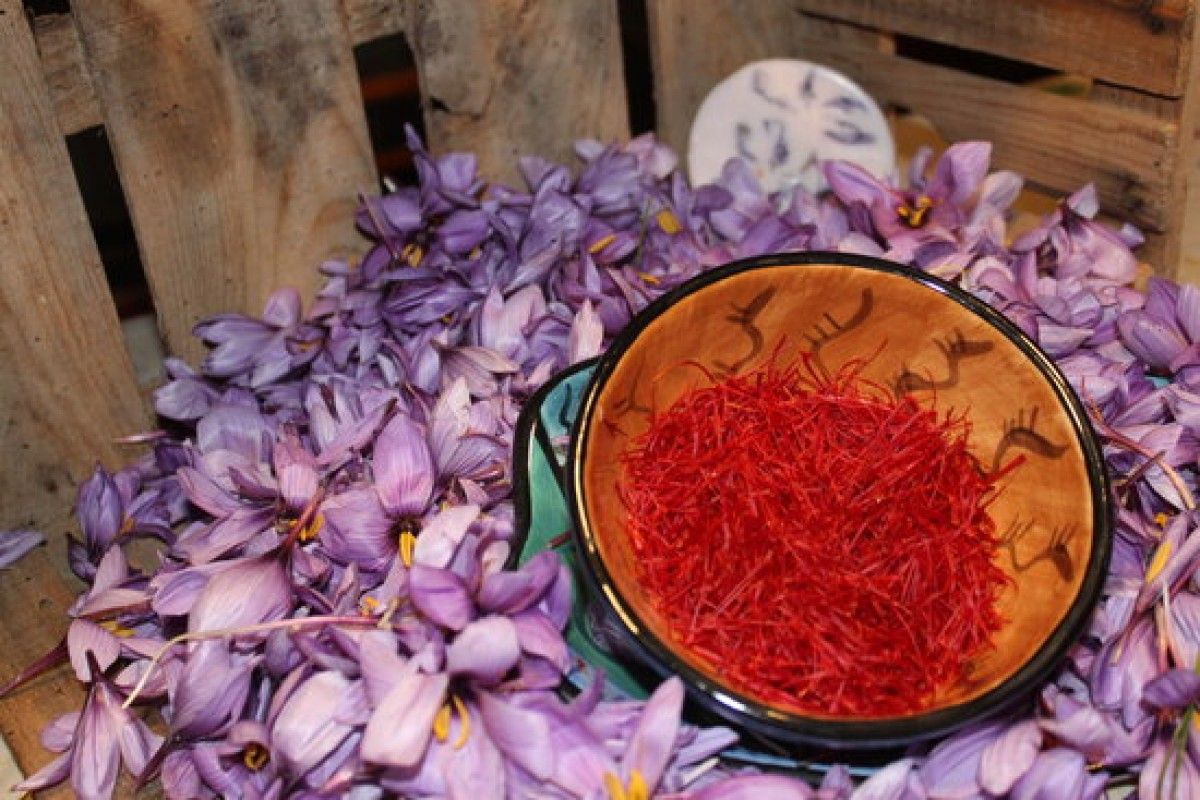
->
[188,556,292,633]
[568,300,604,363]
[171,640,253,738]
[41,711,80,753]
[320,488,396,573]
[70,684,124,800]
[477,550,559,614]
[273,670,356,776]
[817,765,853,800]
[850,758,923,800]
[409,565,474,631]
[160,751,202,800]
[979,719,1042,795]
[1010,748,1087,800]
[624,677,684,789]
[1169,591,1200,668]
[14,751,71,794]
[917,721,1002,799]
[512,609,570,671]
[478,691,554,781]
[360,669,448,769]
[67,619,120,682]
[823,160,890,207]
[413,504,480,568]
[929,141,990,204]
[176,467,243,517]
[694,775,815,800]
[446,615,521,683]
[373,414,434,518]
[0,528,44,568]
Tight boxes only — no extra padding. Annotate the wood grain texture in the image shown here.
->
[0,0,148,786]
[404,0,630,185]
[647,0,810,160]
[797,15,1177,232]
[31,12,102,134]
[341,0,404,46]
[792,0,1194,97]
[72,0,377,362]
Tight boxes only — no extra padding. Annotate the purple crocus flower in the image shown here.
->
[0,527,44,569]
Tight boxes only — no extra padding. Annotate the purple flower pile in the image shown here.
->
[2,129,1197,799]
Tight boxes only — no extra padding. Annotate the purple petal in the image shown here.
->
[694,775,815,800]
[413,504,479,568]
[823,160,890,207]
[0,528,44,568]
[14,751,71,794]
[917,721,1002,799]
[77,466,124,553]
[409,565,474,631]
[41,711,80,753]
[1143,669,1200,709]
[979,720,1042,795]
[568,300,604,363]
[175,466,243,517]
[188,556,292,633]
[70,683,124,800]
[360,668,448,769]
[171,640,253,738]
[1169,591,1200,668]
[261,287,302,327]
[512,609,570,672]
[66,619,120,683]
[373,414,434,518]
[447,615,521,683]
[850,757,923,800]
[1010,748,1087,800]
[929,141,990,204]
[273,670,357,776]
[320,488,396,573]
[477,550,559,614]
[478,691,555,781]
[623,677,685,790]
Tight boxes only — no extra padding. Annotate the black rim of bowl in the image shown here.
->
[566,251,1113,748]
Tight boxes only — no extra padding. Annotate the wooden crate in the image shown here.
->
[0,0,1197,789]
[649,0,1200,274]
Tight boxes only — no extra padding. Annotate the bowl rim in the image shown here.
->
[566,251,1113,748]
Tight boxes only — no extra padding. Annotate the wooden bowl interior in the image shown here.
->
[580,261,1095,719]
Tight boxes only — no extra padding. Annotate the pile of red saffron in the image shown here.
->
[618,357,1012,717]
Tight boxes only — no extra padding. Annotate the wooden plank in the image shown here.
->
[31,13,103,134]
[31,1,403,138]
[792,14,1178,233]
[404,0,630,185]
[647,0,808,162]
[72,0,378,362]
[0,0,149,785]
[792,0,1194,97]
[342,0,404,46]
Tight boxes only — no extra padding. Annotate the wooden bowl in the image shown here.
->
[568,252,1111,748]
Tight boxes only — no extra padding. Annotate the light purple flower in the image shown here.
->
[0,527,43,568]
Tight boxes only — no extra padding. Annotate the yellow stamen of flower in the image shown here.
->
[297,512,324,543]
[469,246,482,259]
[442,313,454,324]
[1156,512,1169,528]
[896,195,935,228]
[1146,540,1173,584]
[399,531,417,567]
[402,243,424,267]
[118,517,136,537]
[242,742,270,771]
[603,770,648,800]
[433,703,452,742]
[431,696,471,748]
[655,209,682,235]
[359,595,381,616]
[637,271,661,286]
[100,620,135,638]
[451,695,470,749]
[589,233,617,254]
